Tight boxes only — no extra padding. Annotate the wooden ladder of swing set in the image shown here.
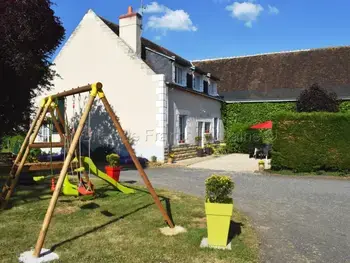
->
[0,82,174,259]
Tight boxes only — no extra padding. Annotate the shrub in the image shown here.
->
[205,175,234,204]
[271,112,350,172]
[106,153,120,167]
[225,123,262,153]
[204,133,212,143]
[150,156,157,163]
[296,83,339,112]
[91,146,114,162]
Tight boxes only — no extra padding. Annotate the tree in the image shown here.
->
[0,0,65,139]
[296,83,339,112]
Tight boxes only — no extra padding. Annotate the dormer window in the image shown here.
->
[209,81,218,96]
[174,65,185,86]
[193,74,203,92]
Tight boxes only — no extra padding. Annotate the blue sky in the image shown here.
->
[52,0,350,60]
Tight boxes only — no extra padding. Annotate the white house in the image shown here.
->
[36,6,224,161]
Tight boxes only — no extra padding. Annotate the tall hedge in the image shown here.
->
[271,112,350,172]
[222,102,295,153]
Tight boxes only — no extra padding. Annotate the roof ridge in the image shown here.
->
[192,45,350,62]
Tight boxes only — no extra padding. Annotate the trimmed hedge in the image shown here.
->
[222,102,295,153]
[271,112,350,172]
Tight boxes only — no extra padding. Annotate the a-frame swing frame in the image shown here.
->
[0,82,174,258]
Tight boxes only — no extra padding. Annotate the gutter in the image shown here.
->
[225,99,297,103]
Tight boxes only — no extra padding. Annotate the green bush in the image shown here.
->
[1,134,25,153]
[271,112,350,172]
[205,175,234,204]
[225,123,262,153]
[106,153,120,167]
[150,156,157,162]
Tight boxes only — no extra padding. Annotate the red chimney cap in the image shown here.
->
[119,5,141,19]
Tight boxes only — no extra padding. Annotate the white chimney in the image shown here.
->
[119,6,142,56]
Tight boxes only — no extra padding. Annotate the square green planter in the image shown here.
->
[205,202,233,247]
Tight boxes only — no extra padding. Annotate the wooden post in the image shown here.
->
[99,95,175,228]
[33,93,96,257]
[1,99,51,209]
[49,108,64,142]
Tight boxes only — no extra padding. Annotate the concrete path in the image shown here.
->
[121,167,350,263]
[188,153,269,172]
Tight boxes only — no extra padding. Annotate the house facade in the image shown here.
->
[36,7,223,161]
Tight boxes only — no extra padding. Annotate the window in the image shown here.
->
[179,115,187,143]
[209,82,218,96]
[204,122,211,134]
[214,118,219,140]
[193,75,202,92]
[175,66,184,85]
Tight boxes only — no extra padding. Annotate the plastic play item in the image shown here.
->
[82,156,134,194]
[62,176,79,197]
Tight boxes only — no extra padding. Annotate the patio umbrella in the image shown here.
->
[250,120,273,129]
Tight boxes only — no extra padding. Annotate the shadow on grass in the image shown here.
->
[50,201,157,252]
[227,220,243,244]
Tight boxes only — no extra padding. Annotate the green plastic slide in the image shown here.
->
[81,156,135,194]
[62,175,79,196]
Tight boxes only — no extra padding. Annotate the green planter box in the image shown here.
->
[205,202,233,247]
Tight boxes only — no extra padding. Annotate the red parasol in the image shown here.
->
[250,120,273,129]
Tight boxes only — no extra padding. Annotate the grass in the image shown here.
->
[0,176,259,263]
[265,169,350,178]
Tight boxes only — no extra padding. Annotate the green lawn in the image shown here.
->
[0,176,259,263]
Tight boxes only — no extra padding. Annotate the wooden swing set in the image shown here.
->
[0,82,174,258]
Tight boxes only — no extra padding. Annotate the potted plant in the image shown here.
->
[167,152,175,164]
[205,175,234,247]
[196,147,204,157]
[105,153,121,181]
[204,144,214,155]
[150,155,157,163]
[195,136,202,146]
[258,160,265,171]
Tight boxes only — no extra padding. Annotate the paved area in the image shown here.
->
[121,167,350,263]
[188,154,270,172]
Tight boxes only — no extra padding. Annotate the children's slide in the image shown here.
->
[81,156,135,194]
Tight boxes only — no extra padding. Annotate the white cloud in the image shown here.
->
[141,2,169,14]
[144,3,197,32]
[226,1,264,28]
[268,5,279,15]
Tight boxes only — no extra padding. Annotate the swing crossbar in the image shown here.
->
[44,82,102,100]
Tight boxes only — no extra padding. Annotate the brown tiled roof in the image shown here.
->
[99,16,219,80]
[193,47,350,101]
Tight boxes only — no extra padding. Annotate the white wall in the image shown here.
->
[36,10,166,160]
[168,88,223,146]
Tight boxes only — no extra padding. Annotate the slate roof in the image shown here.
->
[193,46,350,102]
[99,16,219,80]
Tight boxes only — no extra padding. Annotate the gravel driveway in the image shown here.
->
[121,167,350,263]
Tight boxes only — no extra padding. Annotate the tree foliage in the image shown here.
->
[296,83,339,112]
[0,0,65,138]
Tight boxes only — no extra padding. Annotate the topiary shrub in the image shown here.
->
[205,175,234,204]
[296,83,339,112]
[150,156,157,163]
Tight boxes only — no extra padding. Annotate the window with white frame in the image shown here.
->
[193,74,203,92]
[175,65,184,86]
[179,115,187,143]
[209,81,218,96]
